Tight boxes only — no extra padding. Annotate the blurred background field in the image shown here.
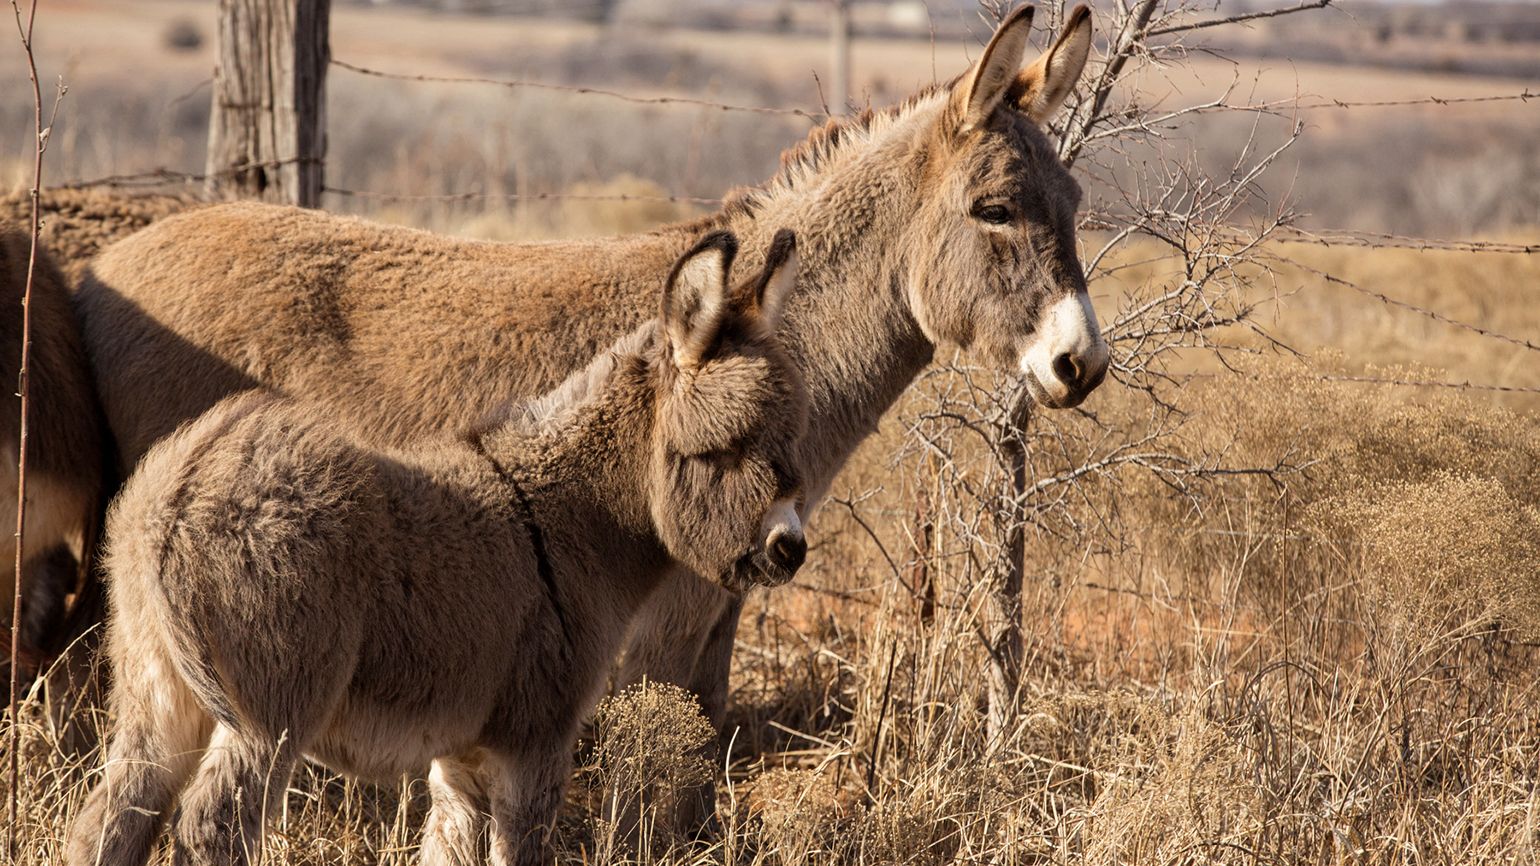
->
[6,0,1540,237]
[4,0,1540,863]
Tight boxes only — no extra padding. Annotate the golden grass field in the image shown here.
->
[4,1,1540,864]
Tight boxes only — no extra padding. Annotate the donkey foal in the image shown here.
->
[67,229,807,866]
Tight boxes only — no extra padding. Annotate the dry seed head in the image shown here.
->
[588,679,716,808]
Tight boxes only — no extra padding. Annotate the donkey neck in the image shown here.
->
[475,339,670,616]
[717,98,947,491]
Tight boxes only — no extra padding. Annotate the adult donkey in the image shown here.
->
[76,3,1106,828]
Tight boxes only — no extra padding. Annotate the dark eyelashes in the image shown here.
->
[972,203,1013,225]
[696,448,743,471]
[682,442,798,495]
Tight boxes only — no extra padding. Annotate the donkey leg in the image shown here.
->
[673,591,743,839]
[65,657,210,866]
[20,543,77,656]
[420,755,490,866]
[170,723,296,866]
[486,749,569,866]
[1,460,93,657]
[616,570,734,696]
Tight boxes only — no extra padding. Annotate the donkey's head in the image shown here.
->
[650,229,809,591]
[906,4,1108,408]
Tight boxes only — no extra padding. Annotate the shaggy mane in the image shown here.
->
[722,82,954,218]
[509,324,657,433]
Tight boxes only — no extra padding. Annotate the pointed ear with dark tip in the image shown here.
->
[952,4,1036,135]
[743,229,798,329]
[662,230,738,369]
[1010,4,1093,124]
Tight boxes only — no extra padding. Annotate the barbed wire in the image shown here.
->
[333,54,1535,123]
[44,174,1540,265]
[321,185,722,205]
[1149,91,1540,113]
[53,157,319,190]
[1271,226,1540,255]
[1081,213,1539,256]
[1290,91,1538,109]
[331,58,823,122]
[1314,374,1540,395]
[1270,255,1540,354]
[1181,369,1540,395]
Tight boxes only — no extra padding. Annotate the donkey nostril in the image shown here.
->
[1052,352,1082,387]
[769,532,807,574]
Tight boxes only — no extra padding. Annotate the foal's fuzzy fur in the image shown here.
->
[67,231,807,866]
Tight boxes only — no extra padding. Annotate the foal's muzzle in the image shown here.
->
[725,498,805,590]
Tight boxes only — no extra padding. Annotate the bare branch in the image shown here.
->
[8,0,51,856]
[1146,0,1333,38]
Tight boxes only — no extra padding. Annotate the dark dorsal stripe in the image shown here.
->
[467,431,575,655]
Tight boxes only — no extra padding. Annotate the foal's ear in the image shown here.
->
[952,3,1036,135]
[745,229,798,330]
[1010,4,1093,124]
[663,230,738,370]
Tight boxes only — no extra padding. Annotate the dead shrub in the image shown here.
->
[584,680,717,860]
[1075,706,1262,865]
[1317,473,1540,641]
[747,768,847,865]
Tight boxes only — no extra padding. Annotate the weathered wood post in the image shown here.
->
[985,395,1031,750]
[207,0,330,206]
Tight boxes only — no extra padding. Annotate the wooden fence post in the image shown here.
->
[985,400,1030,751]
[207,0,330,206]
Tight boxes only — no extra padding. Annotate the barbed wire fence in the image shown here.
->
[47,66,1537,225]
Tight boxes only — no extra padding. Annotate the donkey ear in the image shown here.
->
[663,230,738,370]
[747,229,798,329]
[953,3,1036,135]
[1010,4,1093,124]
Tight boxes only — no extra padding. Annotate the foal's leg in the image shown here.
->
[486,749,569,866]
[65,631,211,866]
[672,590,741,839]
[170,723,297,866]
[419,755,490,866]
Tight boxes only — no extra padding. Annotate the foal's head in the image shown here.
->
[649,229,809,591]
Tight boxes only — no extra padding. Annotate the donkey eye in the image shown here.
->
[693,447,743,471]
[972,203,1013,225]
